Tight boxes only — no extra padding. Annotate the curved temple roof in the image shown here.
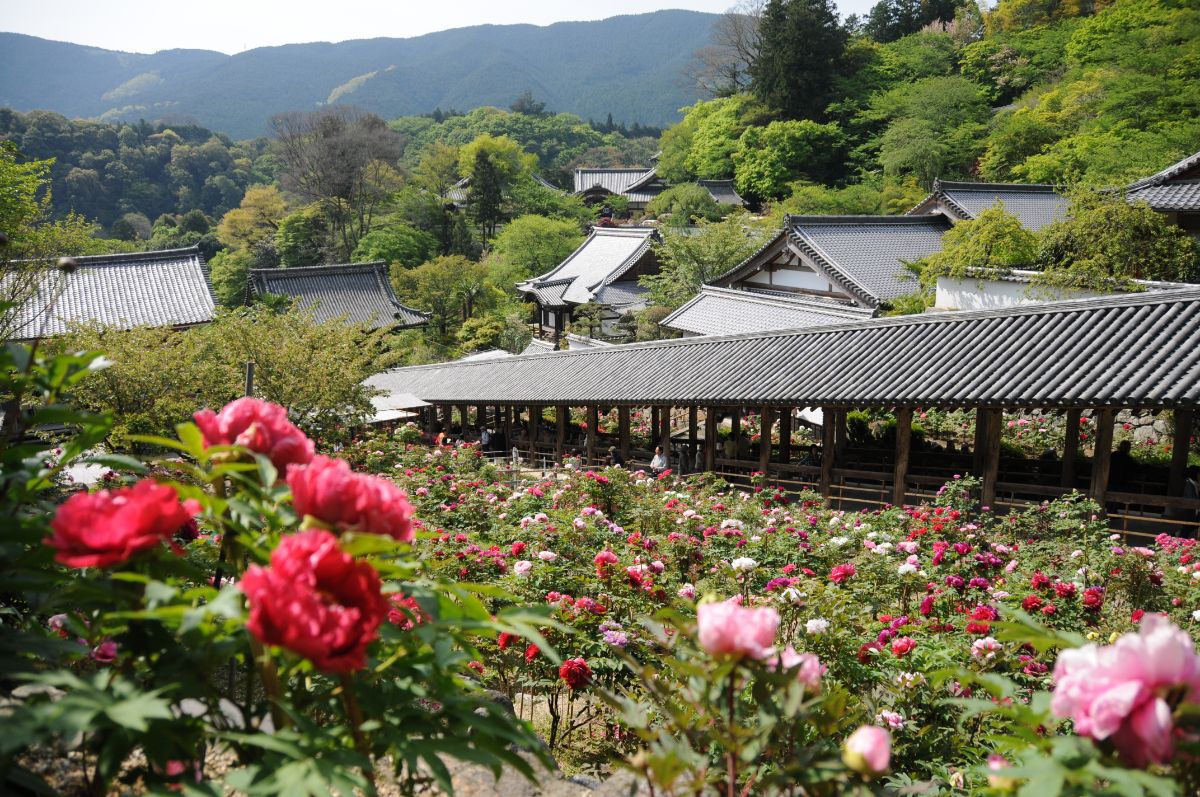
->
[369,288,1200,410]
[251,262,428,329]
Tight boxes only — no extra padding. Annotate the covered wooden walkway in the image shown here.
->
[367,289,1200,539]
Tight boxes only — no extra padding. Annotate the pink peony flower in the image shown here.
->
[771,646,825,690]
[194,397,314,472]
[287,455,415,541]
[696,600,779,660]
[91,639,118,663]
[513,560,533,576]
[829,562,856,583]
[1051,615,1200,767]
[843,725,891,777]
[677,583,697,600]
[593,549,619,576]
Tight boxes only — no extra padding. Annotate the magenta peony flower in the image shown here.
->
[829,562,856,583]
[843,725,891,777]
[1051,615,1200,767]
[771,646,825,690]
[287,455,415,541]
[46,480,200,568]
[696,600,779,660]
[194,397,314,472]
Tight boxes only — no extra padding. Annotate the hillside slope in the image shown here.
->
[0,11,716,137]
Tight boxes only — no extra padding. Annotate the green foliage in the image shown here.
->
[208,249,255,307]
[733,120,846,200]
[57,306,384,447]
[275,205,328,268]
[780,180,886,215]
[910,202,1039,290]
[682,95,768,180]
[752,0,850,121]
[641,214,772,308]
[489,215,584,283]
[0,110,275,233]
[645,184,727,227]
[1034,190,1200,291]
[393,255,497,342]
[352,224,439,272]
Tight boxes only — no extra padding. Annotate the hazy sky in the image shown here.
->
[5,0,879,55]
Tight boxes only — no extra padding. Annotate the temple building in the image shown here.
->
[249,262,429,331]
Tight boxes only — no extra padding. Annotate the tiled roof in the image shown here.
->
[6,246,216,339]
[250,262,428,330]
[786,215,951,305]
[661,286,875,336]
[573,168,665,203]
[931,180,1069,231]
[447,173,561,205]
[517,227,657,307]
[592,280,649,309]
[698,180,746,207]
[1127,150,1200,191]
[564,333,615,351]
[366,287,1200,409]
[457,349,513,362]
[1128,180,1200,212]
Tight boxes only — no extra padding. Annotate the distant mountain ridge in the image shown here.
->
[0,10,717,139]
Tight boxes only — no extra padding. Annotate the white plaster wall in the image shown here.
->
[934,276,1107,311]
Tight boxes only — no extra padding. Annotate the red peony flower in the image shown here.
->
[524,643,540,663]
[593,549,619,577]
[287,455,415,541]
[829,563,856,583]
[240,530,388,673]
[194,397,314,472]
[386,594,427,630]
[46,480,201,568]
[891,636,916,657]
[497,632,515,650]
[559,657,593,691]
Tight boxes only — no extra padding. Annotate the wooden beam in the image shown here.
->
[1089,408,1115,506]
[618,406,631,460]
[556,405,568,461]
[759,406,774,475]
[704,408,717,472]
[586,405,598,466]
[980,408,1002,508]
[820,408,837,499]
[1169,409,1194,497]
[778,408,792,464]
[893,407,912,507]
[1062,409,1081,490]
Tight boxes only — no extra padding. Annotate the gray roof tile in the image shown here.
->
[933,181,1069,231]
[367,287,1200,409]
[251,262,428,329]
[517,227,657,306]
[787,215,951,305]
[698,179,745,207]
[1127,180,1200,212]
[7,246,216,339]
[662,286,875,336]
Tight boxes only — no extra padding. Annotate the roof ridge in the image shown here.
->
[786,214,951,226]
[379,286,1200,377]
[55,246,203,267]
[713,286,876,314]
[1127,149,1200,191]
[938,180,1062,192]
[250,261,387,276]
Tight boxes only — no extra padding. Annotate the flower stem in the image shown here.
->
[249,637,287,731]
[726,670,737,797]
[339,673,376,791]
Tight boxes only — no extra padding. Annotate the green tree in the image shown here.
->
[458,134,534,241]
[352,224,439,272]
[640,214,772,308]
[208,248,255,307]
[909,202,1038,290]
[878,117,947,191]
[216,185,286,252]
[732,119,845,200]
[275,205,328,267]
[751,0,849,121]
[394,255,496,339]
[684,95,768,179]
[646,184,727,227]
[1034,191,1200,291]
[489,215,584,282]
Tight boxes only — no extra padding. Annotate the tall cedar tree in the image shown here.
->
[751,0,849,121]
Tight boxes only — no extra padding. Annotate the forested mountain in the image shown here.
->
[0,11,716,138]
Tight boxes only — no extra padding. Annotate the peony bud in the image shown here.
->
[843,725,891,777]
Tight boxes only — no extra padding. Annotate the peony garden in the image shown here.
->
[5,343,1200,797]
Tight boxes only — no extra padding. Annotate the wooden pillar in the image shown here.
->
[759,406,774,475]
[979,408,1002,508]
[704,407,718,472]
[529,406,540,447]
[1089,408,1115,506]
[820,407,837,499]
[503,406,513,454]
[650,407,659,445]
[893,407,912,507]
[1169,409,1194,497]
[618,406,631,460]
[833,408,847,458]
[778,408,792,464]
[586,405,598,466]
[972,408,988,476]
[555,405,567,461]
[440,404,452,433]
[459,404,469,433]
[731,408,741,450]
[1062,408,1081,490]
[659,405,672,453]
[688,406,699,473]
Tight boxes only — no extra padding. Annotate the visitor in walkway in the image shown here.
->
[650,445,669,476]
[608,446,625,468]
[694,443,704,472]
[723,435,736,459]
[1109,440,1137,492]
